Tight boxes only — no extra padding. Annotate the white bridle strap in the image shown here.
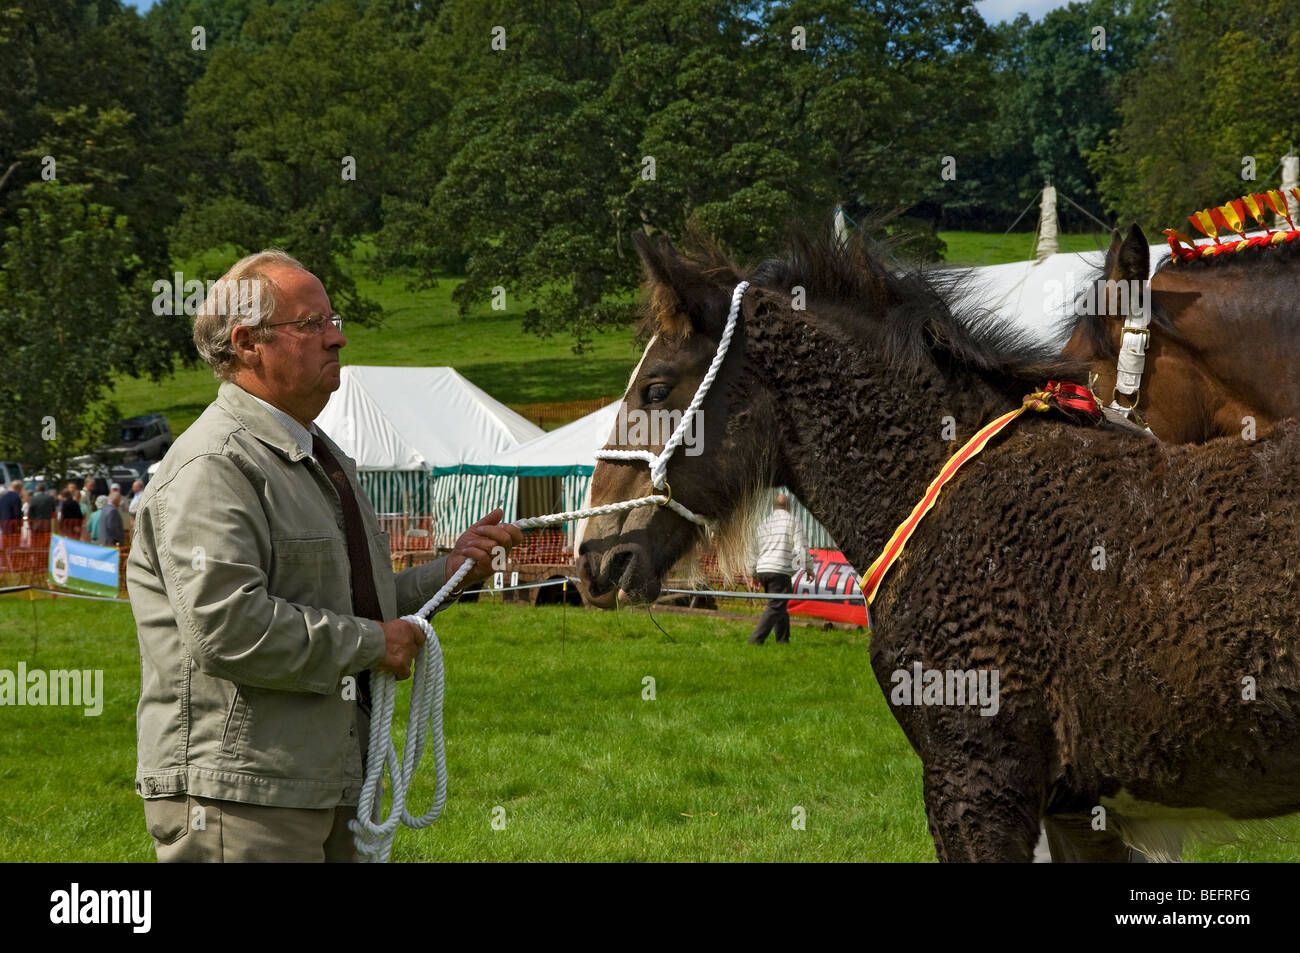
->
[1111,280,1151,403]
[593,281,749,525]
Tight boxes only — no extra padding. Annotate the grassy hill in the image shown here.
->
[108,230,1112,437]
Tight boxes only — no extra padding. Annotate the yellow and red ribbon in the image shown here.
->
[1168,189,1300,262]
[858,382,1101,607]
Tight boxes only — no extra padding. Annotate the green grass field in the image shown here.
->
[938,230,1112,267]
[107,231,1111,438]
[2,593,1298,862]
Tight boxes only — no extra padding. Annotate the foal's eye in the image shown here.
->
[644,382,671,404]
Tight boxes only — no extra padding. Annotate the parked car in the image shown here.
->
[0,461,25,486]
[61,464,149,499]
[105,414,172,464]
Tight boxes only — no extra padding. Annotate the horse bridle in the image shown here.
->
[593,280,750,527]
[1104,278,1155,435]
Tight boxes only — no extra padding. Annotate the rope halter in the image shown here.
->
[352,279,750,861]
[592,280,750,527]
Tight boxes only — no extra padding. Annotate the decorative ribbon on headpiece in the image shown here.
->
[1169,189,1300,262]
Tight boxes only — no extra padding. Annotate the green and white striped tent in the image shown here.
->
[316,366,837,553]
[314,366,544,545]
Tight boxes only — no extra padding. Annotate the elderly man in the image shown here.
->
[126,249,521,862]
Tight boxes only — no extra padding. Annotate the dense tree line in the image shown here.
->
[1,0,1296,468]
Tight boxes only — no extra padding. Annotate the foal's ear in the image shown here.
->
[633,232,732,341]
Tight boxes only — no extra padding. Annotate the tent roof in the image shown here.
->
[962,241,1174,348]
[439,402,621,477]
[315,366,543,471]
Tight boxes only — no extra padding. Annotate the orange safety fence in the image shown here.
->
[1,518,771,613]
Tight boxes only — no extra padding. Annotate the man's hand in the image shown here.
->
[374,618,426,680]
[446,508,524,588]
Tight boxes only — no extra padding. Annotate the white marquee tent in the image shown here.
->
[314,366,543,538]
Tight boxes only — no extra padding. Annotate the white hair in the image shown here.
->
[192,249,306,381]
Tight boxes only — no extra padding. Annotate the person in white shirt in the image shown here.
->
[747,493,809,644]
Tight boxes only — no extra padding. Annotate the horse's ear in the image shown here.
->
[633,231,731,340]
[1118,223,1149,281]
[1104,224,1147,284]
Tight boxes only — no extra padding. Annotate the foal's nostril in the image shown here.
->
[608,550,633,587]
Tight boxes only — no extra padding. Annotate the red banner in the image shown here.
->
[789,549,869,626]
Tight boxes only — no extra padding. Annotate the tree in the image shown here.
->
[172,0,447,326]
[0,184,188,477]
[1091,0,1300,228]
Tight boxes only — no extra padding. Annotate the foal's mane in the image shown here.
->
[722,228,1077,383]
[1154,232,1300,274]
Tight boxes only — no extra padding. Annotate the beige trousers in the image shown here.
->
[144,794,360,863]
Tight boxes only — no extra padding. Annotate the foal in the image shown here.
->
[579,230,1300,861]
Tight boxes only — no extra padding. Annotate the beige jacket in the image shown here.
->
[126,381,448,809]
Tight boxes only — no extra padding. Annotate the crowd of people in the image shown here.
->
[0,476,147,549]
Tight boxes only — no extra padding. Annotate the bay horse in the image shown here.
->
[576,229,1300,862]
[1061,223,1300,442]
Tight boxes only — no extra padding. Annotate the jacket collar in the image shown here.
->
[217,381,323,463]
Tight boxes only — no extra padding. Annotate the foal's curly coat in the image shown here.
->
[578,230,1300,862]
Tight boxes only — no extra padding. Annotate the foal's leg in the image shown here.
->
[921,759,1042,862]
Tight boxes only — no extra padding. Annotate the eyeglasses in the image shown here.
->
[263,313,343,334]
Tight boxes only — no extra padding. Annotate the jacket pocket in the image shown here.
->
[144,794,190,846]
[220,686,248,755]
[269,535,351,609]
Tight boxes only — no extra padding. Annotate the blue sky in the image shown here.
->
[976,0,1074,22]
[124,0,1074,25]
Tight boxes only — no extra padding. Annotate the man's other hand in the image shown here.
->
[374,618,426,680]
[446,508,524,587]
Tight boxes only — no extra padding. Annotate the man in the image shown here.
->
[58,489,83,537]
[128,480,145,513]
[747,493,809,645]
[97,485,125,546]
[0,479,22,546]
[126,249,522,863]
[27,481,55,534]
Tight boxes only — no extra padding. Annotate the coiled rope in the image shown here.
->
[350,281,750,861]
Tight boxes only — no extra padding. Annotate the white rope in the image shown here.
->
[352,281,751,861]
[349,559,471,862]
